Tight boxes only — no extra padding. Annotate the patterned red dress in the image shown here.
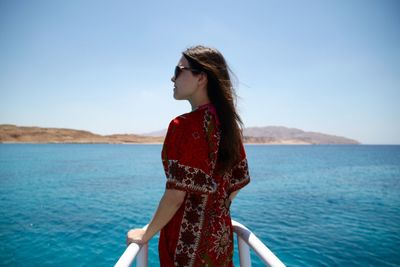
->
[159,103,250,267]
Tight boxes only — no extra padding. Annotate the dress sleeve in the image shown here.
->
[229,142,250,193]
[162,115,220,194]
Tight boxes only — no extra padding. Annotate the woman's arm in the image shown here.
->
[229,190,240,202]
[127,189,186,245]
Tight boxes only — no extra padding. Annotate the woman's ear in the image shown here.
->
[198,72,208,87]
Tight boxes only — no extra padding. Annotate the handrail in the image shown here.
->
[232,220,285,267]
[115,220,285,267]
[115,224,149,267]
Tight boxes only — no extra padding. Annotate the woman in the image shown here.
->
[127,45,250,267]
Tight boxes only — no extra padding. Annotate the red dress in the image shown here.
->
[159,103,250,267]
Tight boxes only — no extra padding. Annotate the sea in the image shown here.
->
[0,144,399,267]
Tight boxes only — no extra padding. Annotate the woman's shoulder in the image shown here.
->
[169,104,218,131]
[168,112,192,130]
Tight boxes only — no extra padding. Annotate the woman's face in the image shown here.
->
[171,56,200,101]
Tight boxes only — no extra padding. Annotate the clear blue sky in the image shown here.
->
[1,0,399,144]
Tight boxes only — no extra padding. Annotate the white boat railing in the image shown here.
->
[115,219,285,267]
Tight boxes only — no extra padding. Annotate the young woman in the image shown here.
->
[127,45,250,267]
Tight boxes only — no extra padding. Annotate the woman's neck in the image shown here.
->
[189,98,211,111]
[188,82,210,111]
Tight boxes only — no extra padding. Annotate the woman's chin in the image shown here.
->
[173,93,184,100]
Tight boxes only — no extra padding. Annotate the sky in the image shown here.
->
[0,0,399,144]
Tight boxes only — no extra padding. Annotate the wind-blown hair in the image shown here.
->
[183,45,243,173]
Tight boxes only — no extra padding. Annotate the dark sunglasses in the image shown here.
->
[174,65,201,79]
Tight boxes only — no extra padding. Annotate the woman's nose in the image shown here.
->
[171,76,175,82]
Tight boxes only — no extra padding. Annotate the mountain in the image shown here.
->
[0,124,163,144]
[243,126,359,144]
[142,129,168,137]
[0,124,360,144]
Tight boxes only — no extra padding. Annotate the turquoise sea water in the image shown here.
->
[0,144,399,267]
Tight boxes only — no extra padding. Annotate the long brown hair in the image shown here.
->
[183,45,243,173]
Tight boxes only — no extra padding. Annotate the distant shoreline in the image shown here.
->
[0,124,361,145]
[0,142,368,145]
[1,143,397,146]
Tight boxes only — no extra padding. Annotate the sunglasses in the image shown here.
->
[174,65,201,79]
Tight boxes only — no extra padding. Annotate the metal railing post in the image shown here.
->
[115,220,285,267]
[232,220,286,267]
[136,243,148,267]
[237,234,252,267]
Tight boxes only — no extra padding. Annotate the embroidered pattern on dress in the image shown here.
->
[174,194,208,267]
[211,220,231,259]
[218,197,231,217]
[192,131,200,139]
[230,158,250,188]
[166,160,217,194]
[203,110,212,134]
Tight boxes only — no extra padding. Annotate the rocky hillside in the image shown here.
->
[0,124,360,144]
[243,126,359,144]
[0,125,163,144]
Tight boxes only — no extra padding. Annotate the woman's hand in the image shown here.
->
[125,190,185,247]
[126,229,147,246]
